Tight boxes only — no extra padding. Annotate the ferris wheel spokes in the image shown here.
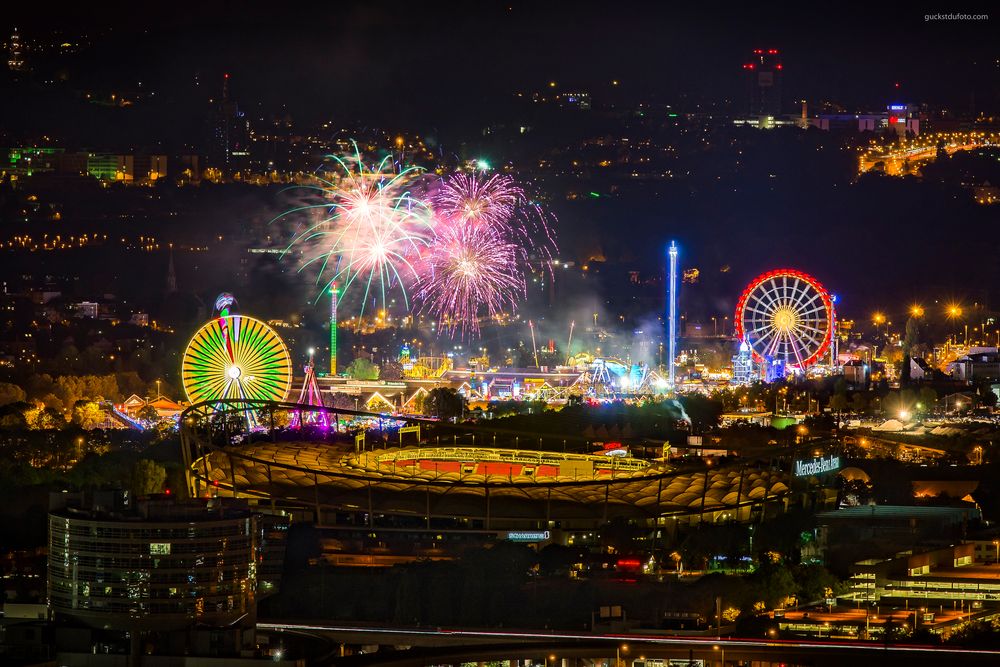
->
[735,269,833,372]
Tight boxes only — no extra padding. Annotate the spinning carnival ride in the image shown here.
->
[181,294,293,425]
[734,270,833,372]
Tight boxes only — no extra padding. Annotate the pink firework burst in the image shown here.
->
[432,171,557,264]
[415,219,525,338]
[432,172,520,229]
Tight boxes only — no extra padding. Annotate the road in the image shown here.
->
[260,621,1000,666]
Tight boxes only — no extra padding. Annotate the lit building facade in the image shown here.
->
[48,494,285,633]
[731,339,754,385]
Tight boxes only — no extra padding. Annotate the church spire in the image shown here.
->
[166,247,177,293]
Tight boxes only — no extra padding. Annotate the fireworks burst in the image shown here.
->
[432,172,520,229]
[416,219,525,338]
[416,170,558,337]
[275,144,433,316]
[431,172,557,264]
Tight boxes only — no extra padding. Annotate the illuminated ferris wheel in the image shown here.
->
[181,295,292,408]
[734,269,833,370]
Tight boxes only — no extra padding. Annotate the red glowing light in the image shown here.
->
[776,64,783,70]
[617,558,642,569]
[894,82,900,88]
[889,116,898,124]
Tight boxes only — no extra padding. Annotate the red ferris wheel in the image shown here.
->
[734,269,833,370]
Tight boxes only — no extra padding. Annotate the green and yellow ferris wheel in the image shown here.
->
[181,310,292,408]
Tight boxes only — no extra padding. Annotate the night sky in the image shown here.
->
[3,4,1000,318]
[5,4,998,125]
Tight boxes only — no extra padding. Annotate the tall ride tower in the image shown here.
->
[667,241,678,387]
[330,285,338,375]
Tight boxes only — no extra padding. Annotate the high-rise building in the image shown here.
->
[207,73,252,176]
[8,28,25,72]
[743,48,783,117]
[48,492,287,658]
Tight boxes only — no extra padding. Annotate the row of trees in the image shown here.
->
[0,372,168,428]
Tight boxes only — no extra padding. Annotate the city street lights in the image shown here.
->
[713,644,725,666]
[910,305,924,317]
[993,539,999,564]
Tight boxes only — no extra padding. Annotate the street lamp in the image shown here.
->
[616,643,629,667]
[872,312,888,337]
[713,644,725,666]
[993,539,999,564]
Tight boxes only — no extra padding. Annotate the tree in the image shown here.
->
[829,379,848,424]
[794,563,842,602]
[72,400,106,430]
[53,375,120,414]
[137,405,160,422]
[345,358,379,380]
[25,403,65,429]
[379,360,404,381]
[132,459,167,496]
[330,393,358,410]
[900,317,921,386]
[850,392,867,414]
[981,389,999,408]
[745,561,797,609]
[424,387,465,421]
[918,386,938,413]
[0,382,26,407]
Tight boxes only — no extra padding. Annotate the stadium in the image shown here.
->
[180,400,793,532]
